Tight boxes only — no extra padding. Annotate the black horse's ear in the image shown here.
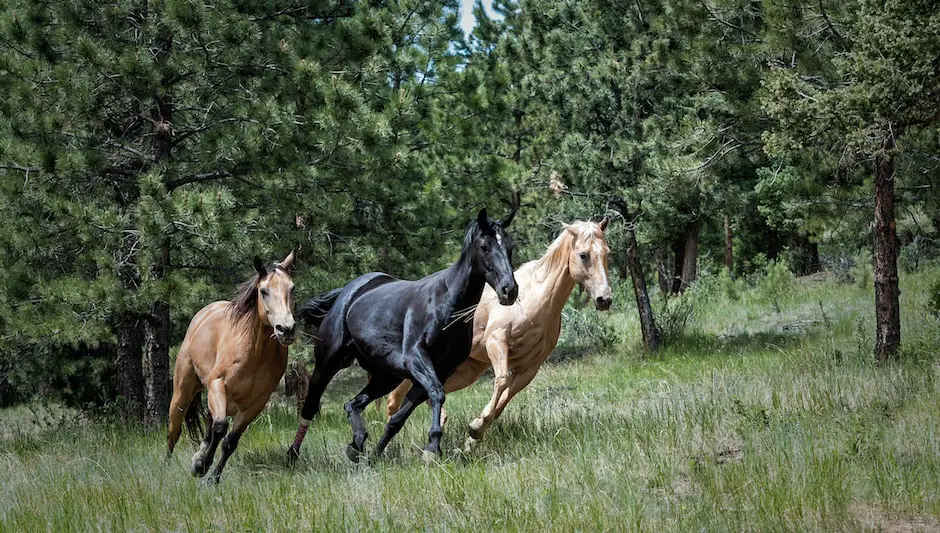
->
[500,208,516,228]
[253,256,267,277]
[500,190,521,228]
[477,207,493,233]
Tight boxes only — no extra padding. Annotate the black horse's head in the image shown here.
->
[468,207,519,306]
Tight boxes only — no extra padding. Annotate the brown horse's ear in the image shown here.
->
[599,217,609,231]
[278,250,295,272]
[253,256,267,277]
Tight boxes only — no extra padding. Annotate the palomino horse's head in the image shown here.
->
[252,251,297,345]
[469,207,519,306]
[565,219,612,310]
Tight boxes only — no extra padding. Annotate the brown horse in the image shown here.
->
[167,251,296,483]
[386,220,611,449]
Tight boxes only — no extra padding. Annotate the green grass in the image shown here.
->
[2,268,940,532]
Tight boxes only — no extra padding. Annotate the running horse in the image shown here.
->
[166,251,297,483]
[386,219,612,449]
[287,208,518,463]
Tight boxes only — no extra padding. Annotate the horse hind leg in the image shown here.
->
[343,376,403,463]
[167,352,201,460]
[192,378,228,478]
[287,350,354,463]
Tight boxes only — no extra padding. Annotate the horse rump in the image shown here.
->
[184,391,207,444]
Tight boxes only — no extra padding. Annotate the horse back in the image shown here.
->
[316,272,397,359]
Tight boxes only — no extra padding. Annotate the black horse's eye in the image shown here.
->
[579,251,589,261]
[481,243,491,252]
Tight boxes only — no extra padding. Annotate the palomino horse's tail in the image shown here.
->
[184,391,207,444]
[297,287,343,330]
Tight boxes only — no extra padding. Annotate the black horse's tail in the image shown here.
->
[184,391,207,444]
[298,288,343,330]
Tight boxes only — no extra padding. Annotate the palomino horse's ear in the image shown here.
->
[599,217,609,231]
[564,222,578,236]
[278,250,295,272]
[253,256,267,277]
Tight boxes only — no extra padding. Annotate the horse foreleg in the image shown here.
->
[207,404,261,484]
[465,363,540,451]
[469,334,511,441]
[403,355,446,459]
[373,385,429,459]
[344,377,402,463]
[192,378,227,478]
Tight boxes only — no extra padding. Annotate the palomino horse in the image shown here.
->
[167,252,296,483]
[386,220,612,449]
[287,208,518,463]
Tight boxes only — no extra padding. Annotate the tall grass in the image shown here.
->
[2,267,939,531]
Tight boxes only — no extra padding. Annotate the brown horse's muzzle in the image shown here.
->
[274,320,297,346]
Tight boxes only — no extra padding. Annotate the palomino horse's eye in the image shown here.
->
[260,288,269,297]
[579,251,589,262]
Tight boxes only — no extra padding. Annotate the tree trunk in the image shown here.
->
[679,219,700,292]
[625,228,660,352]
[655,250,671,296]
[670,236,684,294]
[115,314,144,422]
[724,215,734,274]
[874,135,900,362]
[142,22,174,425]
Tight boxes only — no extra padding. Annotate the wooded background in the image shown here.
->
[1,0,937,424]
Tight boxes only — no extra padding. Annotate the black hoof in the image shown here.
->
[191,459,209,478]
[286,446,300,466]
[203,474,221,485]
[345,444,362,463]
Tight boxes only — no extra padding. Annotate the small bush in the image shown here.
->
[756,260,795,312]
[850,249,874,289]
[928,277,940,318]
[656,293,695,345]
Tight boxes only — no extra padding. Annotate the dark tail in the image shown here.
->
[184,391,206,444]
[298,287,343,330]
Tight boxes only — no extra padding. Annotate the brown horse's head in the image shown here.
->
[252,251,297,345]
[565,219,612,310]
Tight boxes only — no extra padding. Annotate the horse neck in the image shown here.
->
[532,232,578,315]
[443,247,486,314]
[237,311,279,357]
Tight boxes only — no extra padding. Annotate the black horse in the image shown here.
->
[287,208,519,462]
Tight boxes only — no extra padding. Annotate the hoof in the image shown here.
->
[345,444,362,463]
[421,449,441,464]
[191,454,210,478]
[202,474,221,486]
[463,435,480,453]
[468,421,485,441]
[286,446,300,466]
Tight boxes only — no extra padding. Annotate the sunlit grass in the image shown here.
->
[2,267,939,531]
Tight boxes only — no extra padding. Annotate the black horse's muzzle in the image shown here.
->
[497,281,519,306]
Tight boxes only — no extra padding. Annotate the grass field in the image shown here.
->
[2,267,940,532]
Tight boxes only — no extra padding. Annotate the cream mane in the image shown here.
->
[532,221,606,281]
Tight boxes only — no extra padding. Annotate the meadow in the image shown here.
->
[2,266,939,532]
